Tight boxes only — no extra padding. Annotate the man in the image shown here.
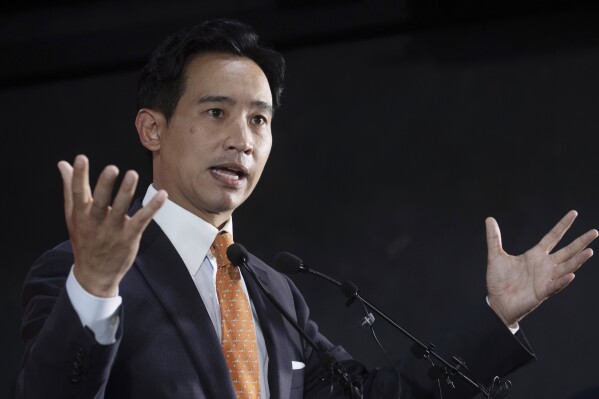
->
[16,19,598,398]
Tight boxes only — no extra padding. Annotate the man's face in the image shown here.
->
[152,52,273,227]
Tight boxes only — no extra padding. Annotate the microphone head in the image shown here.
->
[273,252,304,274]
[340,281,360,299]
[226,243,250,266]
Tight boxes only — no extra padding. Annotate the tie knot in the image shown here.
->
[211,231,234,268]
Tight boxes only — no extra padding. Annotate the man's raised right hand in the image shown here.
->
[57,154,167,297]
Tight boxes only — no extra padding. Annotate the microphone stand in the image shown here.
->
[226,244,364,398]
[284,258,510,399]
[341,281,498,398]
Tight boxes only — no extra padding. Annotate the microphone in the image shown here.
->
[272,251,306,274]
[226,244,364,398]
[274,252,343,288]
[272,251,511,399]
[226,242,250,266]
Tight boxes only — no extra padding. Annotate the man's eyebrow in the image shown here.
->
[198,95,236,105]
[252,100,274,115]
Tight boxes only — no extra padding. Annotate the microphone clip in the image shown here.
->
[360,313,375,328]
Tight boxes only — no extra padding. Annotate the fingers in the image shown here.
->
[538,210,578,253]
[131,190,168,231]
[546,246,593,298]
[110,170,138,217]
[556,246,594,277]
[552,229,599,263]
[91,165,120,220]
[57,160,74,216]
[485,217,503,257]
[60,155,148,227]
[548,273,576,297]
[71,155,92,211]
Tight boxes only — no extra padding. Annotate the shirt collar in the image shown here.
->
[142,185,233,277]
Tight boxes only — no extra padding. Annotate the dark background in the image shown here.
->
[3,1,599,398]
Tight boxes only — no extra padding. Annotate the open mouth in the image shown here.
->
[209,164,249,184]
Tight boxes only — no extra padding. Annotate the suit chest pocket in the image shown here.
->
[290,367,305,390]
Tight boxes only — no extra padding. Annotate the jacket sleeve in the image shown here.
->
[15,243,123,399]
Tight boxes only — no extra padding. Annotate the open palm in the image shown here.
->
[485,211,598,327]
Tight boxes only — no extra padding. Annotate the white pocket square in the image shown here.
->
[291,361,305,370]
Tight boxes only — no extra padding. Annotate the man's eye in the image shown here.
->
[207,109,223,118]
[251,115,267,125]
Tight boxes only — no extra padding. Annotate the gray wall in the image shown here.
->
[4,7,599,398]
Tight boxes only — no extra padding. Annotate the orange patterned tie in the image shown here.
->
[211,232,260,399]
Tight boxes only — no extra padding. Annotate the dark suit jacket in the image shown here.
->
[15,203,535,398]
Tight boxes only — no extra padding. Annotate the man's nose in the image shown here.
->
[224,119,253,155]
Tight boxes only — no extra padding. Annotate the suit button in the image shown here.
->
[75,347,85,358]
[69,366,81,383]
[69,346,86,383]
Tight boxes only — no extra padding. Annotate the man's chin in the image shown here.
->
[208,196,248,216]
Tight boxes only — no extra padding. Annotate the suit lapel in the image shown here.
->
[135,218,237,399]
[241,259,293,399]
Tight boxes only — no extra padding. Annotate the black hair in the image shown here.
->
[137,19,285,121]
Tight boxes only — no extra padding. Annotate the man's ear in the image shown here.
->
[135,109,164,151]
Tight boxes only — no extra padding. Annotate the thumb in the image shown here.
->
[485,217,503,257]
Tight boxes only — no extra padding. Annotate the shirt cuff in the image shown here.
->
[66,266,122,345]
[486,296,519,335]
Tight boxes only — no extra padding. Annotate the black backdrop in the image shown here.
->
[3,3,599,398]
